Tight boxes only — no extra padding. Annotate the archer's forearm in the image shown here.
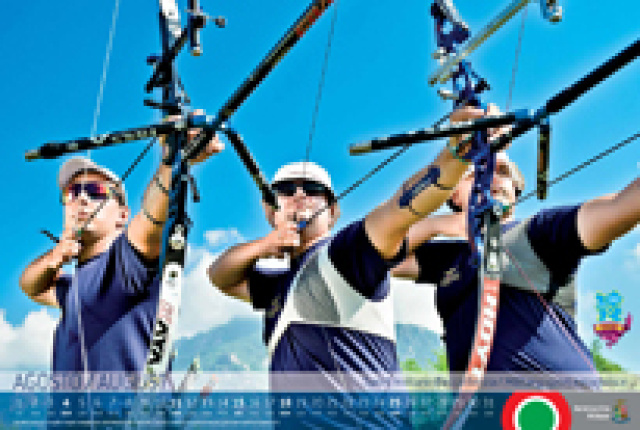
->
[399,146,468,219]
[405,214,462,252]
[614,176,640,219]
[127,164,173,257]
[365,143,468,259]
[207,239,269,292]
[142,164,172,235]
[578,176,640,250]
[19,250,63,299]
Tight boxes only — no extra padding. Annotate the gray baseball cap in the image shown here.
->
[58,156,127,205]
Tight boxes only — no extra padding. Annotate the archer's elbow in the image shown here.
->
[207,261,234,292]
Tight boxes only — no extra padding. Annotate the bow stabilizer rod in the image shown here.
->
[25,121,185,160]
[219,125,278,208]
[349,109,532,155]
[26,0,334,210]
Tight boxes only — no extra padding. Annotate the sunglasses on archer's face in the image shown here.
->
[272,180,331,200]
[62,182,122,205]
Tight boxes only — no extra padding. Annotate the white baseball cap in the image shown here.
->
[272,161,335,201]
[58,156,127,205]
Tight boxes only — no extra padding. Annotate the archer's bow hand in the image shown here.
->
[448,104,513,153]
[484,104,513,146]
[186,128,224,165]
[161,110,225,164]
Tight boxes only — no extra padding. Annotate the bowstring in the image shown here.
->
[304,0,340,166]
[497,1,596,381]
[90,0,122,141]
[298,0,350,389]
[503,247,598,375]
[505,2,528,112]
[496,130,640,374]
[300,112,453,230]
[72,0,121,423]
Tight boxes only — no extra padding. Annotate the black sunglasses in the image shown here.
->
[272,180,332,200]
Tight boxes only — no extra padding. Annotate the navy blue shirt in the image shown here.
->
[53,233,160,372]
[415,205,601,379]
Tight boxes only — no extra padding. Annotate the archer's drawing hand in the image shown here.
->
[261,210,300,258]
[49,228,81,269]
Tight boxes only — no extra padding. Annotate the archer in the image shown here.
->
[19,126,222,373]
[206,105,502,427]
[393,105,640,390]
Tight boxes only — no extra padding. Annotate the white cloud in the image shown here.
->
[180,227,263,339]
[623,242,640,271]
[392,278,443,335]
[204,228,245,249]
[0,309,57,370]
[576,288,597,345]
[177,246,259,340]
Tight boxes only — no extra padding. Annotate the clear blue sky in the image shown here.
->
[1,1,638,369]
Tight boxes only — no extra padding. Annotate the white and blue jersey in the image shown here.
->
[249,220,406,378]
[53,233,160,372]
[249,220,412,428]
[415,205,602,384]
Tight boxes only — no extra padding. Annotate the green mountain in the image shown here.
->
[174,317,267,371]
[173,318,444,372]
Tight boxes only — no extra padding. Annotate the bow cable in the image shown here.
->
[297,0,349,388]
[514,131,640,206]
[506,2,528,112]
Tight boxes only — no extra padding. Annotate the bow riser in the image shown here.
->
[430,2,506,429]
